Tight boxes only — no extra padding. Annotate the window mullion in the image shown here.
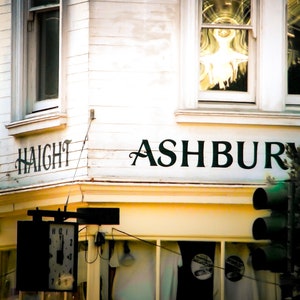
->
[202,24,252,30]
[29,4,60,12]
[258,0,285,111]
[199,0,252,100]
[251,0,257,38]
[156,239,161,300]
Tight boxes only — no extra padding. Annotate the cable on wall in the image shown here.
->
[64,109,95,213]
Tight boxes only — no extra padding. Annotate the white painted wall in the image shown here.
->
[0,0,298,192]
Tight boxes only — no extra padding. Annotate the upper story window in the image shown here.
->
[9,0,66,136]
[287,0,300,103]
[27,0,60,113]
[199,0,255,103]
[177,0,300,126]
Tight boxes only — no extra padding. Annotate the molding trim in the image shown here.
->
[5,113,67,136]
[175,109,300,126]
[0,181,259,217]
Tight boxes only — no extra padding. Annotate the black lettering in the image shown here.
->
[237,141,258,169]
[129,139,157,166]
[28,146,37,172]
[157,139,176,167]
[265,142,287,169]
[63,139,72,166]
[181,140,205,167]
[43,144,52,170]
[15,148,34,174]
[52,142,62,169]
[212,141,233,168]
[16,148,22,175]
[37,145,42,171]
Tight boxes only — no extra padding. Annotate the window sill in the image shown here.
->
[175,109,300,127]
[6,113,67,137]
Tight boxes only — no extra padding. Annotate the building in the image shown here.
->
[0,0,299,299]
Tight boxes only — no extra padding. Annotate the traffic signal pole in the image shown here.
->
[287,181,295,274]
[251,181,300,299]
[281,180,295,300]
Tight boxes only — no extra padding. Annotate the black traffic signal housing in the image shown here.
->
[251,182,294,273]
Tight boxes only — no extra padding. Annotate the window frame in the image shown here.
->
[9,0,66,136]
[177,0,300,126]
[27,3,60,114]
[198,0,256,104]
[286,0,300,105]
[103,238,280,300]
[27,1,61,115]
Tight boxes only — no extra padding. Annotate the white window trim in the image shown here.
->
[177,0,300,126]
[8,0,67,136]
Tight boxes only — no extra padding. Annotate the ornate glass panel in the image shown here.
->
[199,0,250,91]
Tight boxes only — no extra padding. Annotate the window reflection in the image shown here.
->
[200,28,248,90]
[202,0,251,25]
[200,0,250,91]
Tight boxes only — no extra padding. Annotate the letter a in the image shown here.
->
[129,140,157,166]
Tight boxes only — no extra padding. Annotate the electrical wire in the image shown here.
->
[59,112,281,289]
[0,269,16,279]
[80,225,110,263]
[64,114,95,213]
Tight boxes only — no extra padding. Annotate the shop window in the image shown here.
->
[76,241,88,300]
[176,241,216,299]
[108,240,182,300]
[287,0,300,104]
[14,238,280,299]
[103,239,282,300]
[0,249,17,300]
[9,0,66,136]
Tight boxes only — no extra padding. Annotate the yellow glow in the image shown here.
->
[200,28,248,90]
[200,1,250,91]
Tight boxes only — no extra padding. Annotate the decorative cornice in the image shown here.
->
[0,180,259,217]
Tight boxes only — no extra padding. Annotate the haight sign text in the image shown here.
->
[16,140,71,175]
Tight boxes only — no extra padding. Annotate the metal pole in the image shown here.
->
[281,180,295,300]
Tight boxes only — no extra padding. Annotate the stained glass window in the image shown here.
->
[199,0,251,91]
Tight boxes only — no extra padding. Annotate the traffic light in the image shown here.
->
[251,182,292,273]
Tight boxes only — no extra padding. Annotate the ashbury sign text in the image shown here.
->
[129,139,295,170]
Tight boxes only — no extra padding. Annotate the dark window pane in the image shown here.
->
[288,0,300,94]
[38,10,59,100]
[32,0,59,7]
